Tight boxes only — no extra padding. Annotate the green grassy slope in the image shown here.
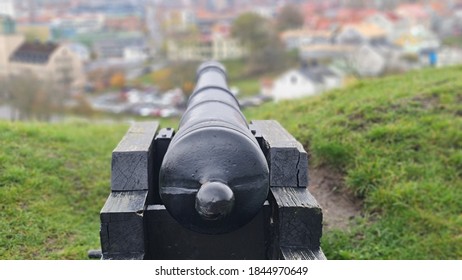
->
[245,66,462,259]
[0,122,128,259]
[1,66,461,259]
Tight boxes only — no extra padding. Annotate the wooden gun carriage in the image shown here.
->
[99,62,325,260]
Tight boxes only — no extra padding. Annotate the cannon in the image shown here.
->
[159,61,269,234]
[99,61,325,260]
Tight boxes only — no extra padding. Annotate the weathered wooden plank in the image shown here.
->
[250,120,308,188]
[100,191,148,260]
[280,247,326,260]
[270,187,322,250]
[101,191,147,217]
[111,121,159,191]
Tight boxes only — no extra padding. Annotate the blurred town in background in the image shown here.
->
[1,0,462,122]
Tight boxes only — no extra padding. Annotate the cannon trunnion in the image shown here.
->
[99,62,325,260]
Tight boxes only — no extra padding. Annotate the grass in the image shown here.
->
[1,66,461,259]
[229,78,260,97]
[0,121,128,259]
[245,66,462,259]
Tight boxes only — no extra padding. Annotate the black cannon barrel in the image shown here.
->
[159,61,269,234]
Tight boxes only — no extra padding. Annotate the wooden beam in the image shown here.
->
[270,187,322,250]
[100,191,148,260]
[111,121,159,191]
[250,120,308,187]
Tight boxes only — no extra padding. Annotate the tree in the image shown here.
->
[88,68,125,91]
[152,68,173,91]
[109,72,126,89]
[152,62,198,94]
[231,13,288,75]
[6,73,40,120]
[5,73,66,121]
[231,13,271,52]
[275,5,304,32]
[170,61,198,94]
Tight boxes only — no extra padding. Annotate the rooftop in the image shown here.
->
[10,41,59,64]
[281,29,333,40]
[342,23,387,38]
[299,66,337,83]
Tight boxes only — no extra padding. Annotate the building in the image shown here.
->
[105,16,143,32]
[270,66,342,102]
[348,44,387,77]
[300,44,355,62]
[365,12,408,40]
[336,23,388,45]
[123,46,148,63]
[50,15,106,41]
[395,3,432,28]
[93,35,146,61]
[167,22,246,61]
[8,41,86,92]
[161,8,197,32]
[280,29,333,50]
[0,0,15,18]
[394,25,441,54]
[0,16,25,76]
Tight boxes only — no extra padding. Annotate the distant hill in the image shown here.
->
[246,66,462,259]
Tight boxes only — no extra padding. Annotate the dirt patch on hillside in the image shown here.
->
[412,94,440,110]
[308,167,362,230]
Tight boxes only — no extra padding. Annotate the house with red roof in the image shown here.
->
[365,12,409,40]
[395,3,432,27]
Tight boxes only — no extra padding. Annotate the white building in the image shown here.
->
[0,0,15,18]
[348,44,386,77]
[123,46,148,63]
[271,67,342,102]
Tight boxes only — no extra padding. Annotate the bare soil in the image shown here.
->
[308,167,362,230]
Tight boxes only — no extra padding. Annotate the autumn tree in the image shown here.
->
[275,5,304,32]
[152,68,174,91]
[170,61,198,95]
[87,68,125,91]
[109,72,126,89]
[152,62,198,94]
